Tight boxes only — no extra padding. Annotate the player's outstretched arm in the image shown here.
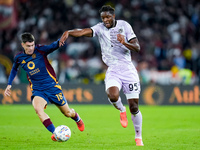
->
[59,28,93,47]
[4,85,12,97]
[59,31,69,47]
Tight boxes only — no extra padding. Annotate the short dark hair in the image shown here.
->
[20,32,35,43]
[99,5,115,15]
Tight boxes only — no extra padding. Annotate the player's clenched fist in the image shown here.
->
[117,34,125,44]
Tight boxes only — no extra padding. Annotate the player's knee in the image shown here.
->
[34,107,44,116]
[107,93,119,102]
[129,105,138,114]
[63,110,72,118]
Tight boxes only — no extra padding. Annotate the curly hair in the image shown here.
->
[99,5,115,14]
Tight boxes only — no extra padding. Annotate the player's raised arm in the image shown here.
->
[59,31,69,47]
[38,39,61,54]
[59,28,93,47]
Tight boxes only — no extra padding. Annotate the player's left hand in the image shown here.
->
[4,85,12,97]
[59,31,69,47]
[117,34,125,44]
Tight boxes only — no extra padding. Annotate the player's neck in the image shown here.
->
[24,50,33,55]
[107,20,117,29]
[113,20,117,28]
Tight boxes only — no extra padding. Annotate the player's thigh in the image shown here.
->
[106,86,120,100]
[105,70,122,92]
[56,103,72,116]
[32,96,47,110]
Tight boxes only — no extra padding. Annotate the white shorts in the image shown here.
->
[105,65,140,99]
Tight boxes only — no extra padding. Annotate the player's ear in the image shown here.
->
[113,14,115,19]
[21,43,25,48]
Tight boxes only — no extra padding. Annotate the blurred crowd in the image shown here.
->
[0,0,200,85]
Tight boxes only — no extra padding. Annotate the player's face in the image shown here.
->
[21,41,35,55]
[101,11,115,28]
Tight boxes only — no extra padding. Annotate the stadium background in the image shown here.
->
[0,0,200,105]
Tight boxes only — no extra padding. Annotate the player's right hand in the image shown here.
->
[4,85,12,97]
[117,34,125,44]
[59,31,69,47]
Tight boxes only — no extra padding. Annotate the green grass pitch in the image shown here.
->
[0,104,200,150]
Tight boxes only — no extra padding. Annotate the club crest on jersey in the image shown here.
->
[118,28,123,33]
[27,61,35,70]
[32,53,36,59]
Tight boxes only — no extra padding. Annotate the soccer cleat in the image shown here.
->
[135,138,144,146]
[120,107,128,128]
[51,134,57,141]
[76,119,85,131]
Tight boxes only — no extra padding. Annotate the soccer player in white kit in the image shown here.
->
[60,5,144,146]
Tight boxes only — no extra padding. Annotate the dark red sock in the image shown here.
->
[71,112,80,122]
[43,118,55,133]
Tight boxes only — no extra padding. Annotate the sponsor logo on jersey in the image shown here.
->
[27,61,35,70]
[29,68,40,76]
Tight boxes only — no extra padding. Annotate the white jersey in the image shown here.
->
[91,20,136,67]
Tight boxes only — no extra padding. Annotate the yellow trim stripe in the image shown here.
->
[28,78,33,91]
[54,85,62,90]
[46,68,58,84]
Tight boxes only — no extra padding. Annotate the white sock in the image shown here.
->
[131,111,142,139]
[108,97,125,112]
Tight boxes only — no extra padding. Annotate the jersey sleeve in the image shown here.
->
[124,21,136,41]
[91,23,101,37]
[36,39,60,54]
[7,57,20,85]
